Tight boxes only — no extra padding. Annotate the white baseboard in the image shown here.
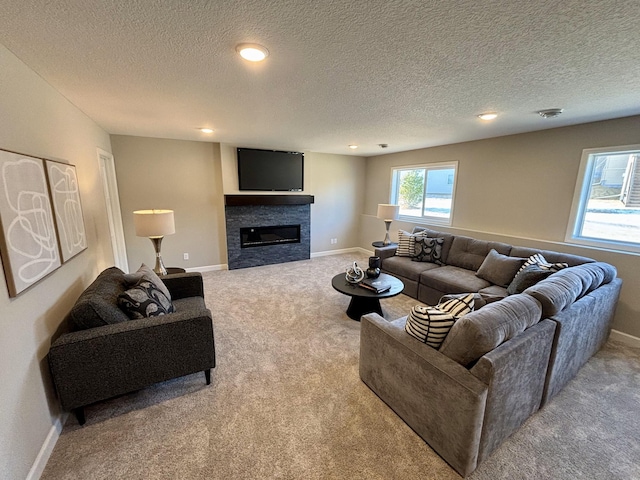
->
[27,413,68,480]
[610,329,640,348]
[185,264,228,273]
[311,247,371,258]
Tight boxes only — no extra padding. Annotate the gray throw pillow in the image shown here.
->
[118,280,175,319]
[124,263,172,302]
[506,264,554,295]
[475,249,526,287]
[412,236,445,264]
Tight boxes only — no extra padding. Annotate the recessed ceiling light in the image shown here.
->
[537,108,564,119]
[348,145,358,149]
[478,112,498,121]
[236,43,269,62]
[199,128,214,134]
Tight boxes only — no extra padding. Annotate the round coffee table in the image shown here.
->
[331,272,404,321]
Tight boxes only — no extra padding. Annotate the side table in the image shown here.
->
[372,241,398,248]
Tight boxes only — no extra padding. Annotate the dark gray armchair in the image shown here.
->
[48,269,216,425]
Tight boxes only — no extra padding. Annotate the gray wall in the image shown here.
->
[111,136,227,271]
[361,115,640,338]
[0,45,114,480]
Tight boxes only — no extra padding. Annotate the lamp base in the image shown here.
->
[149,236,167,276]
[383,220,392,245]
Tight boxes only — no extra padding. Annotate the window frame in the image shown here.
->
[566,144,640,253]
[389,161,458,226]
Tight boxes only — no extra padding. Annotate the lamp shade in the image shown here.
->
[133,210,175,237]
[377,204,400,221]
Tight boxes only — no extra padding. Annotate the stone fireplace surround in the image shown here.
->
[224,195,314,270]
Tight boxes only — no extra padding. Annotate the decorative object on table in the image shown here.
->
[345,261,365,284]
[366,256,381,278]
[133,209,175,276]
[45,160,87,262]
[0,150,61,296]
[377,204,400,246]
[359,277,391,294]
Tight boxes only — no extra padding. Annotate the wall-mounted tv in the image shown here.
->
[237,148,304,192]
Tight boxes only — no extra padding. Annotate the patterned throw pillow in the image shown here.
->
[118,280,175,319]
[412,236,445,264]
[405,293,474,348]
[396,230,426,257]
[123,263,173,302]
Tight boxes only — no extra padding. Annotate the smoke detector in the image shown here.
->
[537,108,564,119]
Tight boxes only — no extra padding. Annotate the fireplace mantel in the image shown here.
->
[225,194,314,206]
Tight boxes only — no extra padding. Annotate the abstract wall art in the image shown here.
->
[46,160,87,262]
[0,150,61,296]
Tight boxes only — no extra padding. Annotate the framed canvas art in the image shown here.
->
[0,150,61,296]
[46,160,87,262]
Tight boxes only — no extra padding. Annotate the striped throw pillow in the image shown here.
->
[396,230,426,257]
[405,293,475,348]
[517,253,568,275]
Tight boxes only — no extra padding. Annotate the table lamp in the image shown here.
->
[377,204,400,245]
[133,209,175,275]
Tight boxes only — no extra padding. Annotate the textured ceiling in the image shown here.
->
[0,1,639,156]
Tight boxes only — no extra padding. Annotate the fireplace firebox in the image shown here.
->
[240,225,301,248]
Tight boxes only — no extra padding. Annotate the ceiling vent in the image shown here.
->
[537,108,564,119]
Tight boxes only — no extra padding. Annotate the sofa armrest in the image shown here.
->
[470,319,555,463]
[48,307,215,411]
[359,313,487,477]
[374,245,397,260]
[161,272,204,300]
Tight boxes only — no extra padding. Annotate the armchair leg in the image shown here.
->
[204,369,211,385]
[74,407,86,426]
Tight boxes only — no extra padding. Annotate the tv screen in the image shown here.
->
[237,148,304,191]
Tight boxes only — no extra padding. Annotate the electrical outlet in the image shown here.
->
[330,238,338,245]
[183,253,189,260]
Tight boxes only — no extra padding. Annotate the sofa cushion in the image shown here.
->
[383,256,440,281]
[439,294,543,366]
[118,280,175,319]
[124,263,172,302]
[412,236,445,264]
[412,227,455,264]
[446,236,512,271]
[477,285,508,300]
[69,267,131,330]
[396,229,426,257]
[475,249,526,287]
[405,293,475,348]
[420,265,491,294]
[524,262,615,317]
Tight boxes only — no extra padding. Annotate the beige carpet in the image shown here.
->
[41,253,640,479]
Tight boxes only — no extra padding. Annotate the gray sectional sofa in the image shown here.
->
[359,227,622,476]
[48,267,216,425]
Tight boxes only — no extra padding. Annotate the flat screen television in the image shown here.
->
[237,148,304,191]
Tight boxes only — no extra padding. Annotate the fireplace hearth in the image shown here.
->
[240,225,301,248]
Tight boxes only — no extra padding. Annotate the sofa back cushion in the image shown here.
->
[439,294,542,367]
[446,235,512,271]
[69,267,131,330]
[509,246,593,267]
[475,249,526,287]
[412,227,454,263]
[524,262,617,317]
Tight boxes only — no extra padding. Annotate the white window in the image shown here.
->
[390,161,458,225]
[566,145,640,253]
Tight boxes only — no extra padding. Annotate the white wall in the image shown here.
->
[361,115,640,339]
[0,45,113,479]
